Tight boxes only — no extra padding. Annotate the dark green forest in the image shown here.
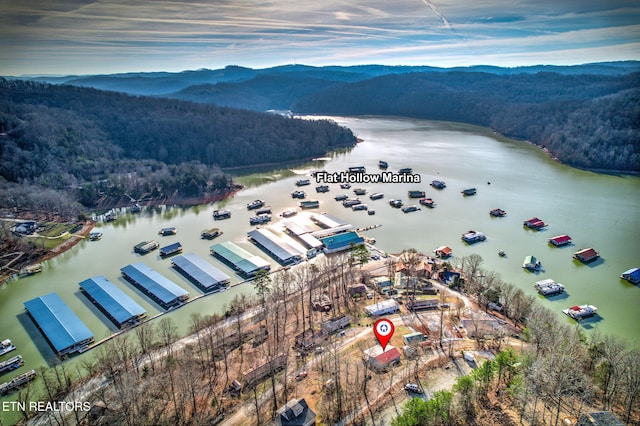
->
[0,78,356,213]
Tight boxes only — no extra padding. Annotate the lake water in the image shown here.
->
[1,116,639,422]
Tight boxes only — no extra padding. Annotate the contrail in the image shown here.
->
[421,0,452,29]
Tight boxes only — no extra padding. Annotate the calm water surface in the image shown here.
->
[1,116,638,422]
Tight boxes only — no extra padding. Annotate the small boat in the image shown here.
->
[368,210,376,215]
[213,209,231,220]
[408,190,425,198]
[498,250,506,257]
[490,208,506,217]
[159,227,177,236]
[369,192,384,200]
[534,279,565,296]
[0,340,16,357]
[401,205,420,213]
[563,305,597,320]
[334,194,348,201]
[134,240,159,254]
[340,183,352,189]
[523,217,547,230]
[461,188,477,196]
[18,264,42,277]
[398,168,413,174]
[389,199,403,208]
[247,200,265,210]
[549,234,572,247]
[316,185,330,193]
[256,207,272,215]
[250,214,272,225]
[300,200,320,209]
[522,256,541,271]
[281,209,298,218]
[131,203,142,213]
[461,230,486,244]
[296,179,311,187]
[201,228,222,240]
[419,198,435,208]
[352,204,368,211]
[291,190,306,199]
[353,188,367,195]
[347,166,366,173]
[342,198,361,207]
[431,180,446,189]
[379,161,389,169]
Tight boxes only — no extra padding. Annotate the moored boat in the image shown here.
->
[534,279,565,296]
[389,199,403,208]
[431,180,446,189]
[398,167,412,174]
[295,179,310,186]
[88,231,103,241]
[342,198,361,207]
[256,206,272,215]
[0,370,37,395]
[347,166,366,173]
[247,199,265,210]
[620,267,640,284]
[334,194,348,201]
[490,208,506,217]
[419,198,435,208]
[0,355,24,375]
[18,264,42,277]
[250,214,272,225]
[281,209,298,218]
[340,183,352,189]
[291,190,306,199]
[159,227,177,236]
[378,161,389,169]
[573,247,600,263]
[0,340,16,357]
[523,217,547,230]
[408,190,425,198]
[201,228,222,240]
[434,246,452,258]
[401,205,420,213]
[353,188,367,195]
[522,255,541,271]
[352,204,368,211]
[461,230,486,244]
[160,242,183,257]
[134,240,159,254]
[369,192,384,200]
[213,209,231,220]
[316,185,330,193]
[563,304,597,320]
[300,200,320,209]
[461,188,477,196]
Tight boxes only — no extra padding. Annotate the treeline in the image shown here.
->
[0,78,356,210]
[293,72,640,171]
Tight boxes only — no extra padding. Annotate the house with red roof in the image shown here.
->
[363,345,402,371]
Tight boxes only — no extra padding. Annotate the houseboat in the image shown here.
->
[522,256,541,271]
[291,190,306,199]
[0,355,24,374]
[159,227,177,236]
[131,203,142,213]
[213,209,231,220]
[0,370,37,395]
[88,231,103,241]
[334,194,348,201]
[434,246,452,258]
[18,264,42,277]
[621,267,640,284]
[573,248,600,263]
[389,199,403,208]
[201,228,222,240]
[398,168,413,174]
[256,207,272,215]
[419,198,435,208]
[0,340,16,357]
[353,188,367,195]
[461,188,477,196]
[369,192,384,200]
[563,305,597,320]
[490,208,506,217]
[534,279,565,296]
[549,235,572,247]
[247,199,265,210]
[342,198,361,207]
[160,242,183,257]
[316,185,330,193]
[250,214,272,225]
[523,217,547,230]
[352,204,368,211]
[300,200,320,209]
[281,209,298,218]
[296,179,310,186]
[408,190,425,198]
[348,166,366,173]
[134,240,159,254]
[461,231,486,244]
[340,183,352,189]
[401,205,420,213]
[431,180,446,189]
[378,161,389,169]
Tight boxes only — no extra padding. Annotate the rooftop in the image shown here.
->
[79,276,146,326]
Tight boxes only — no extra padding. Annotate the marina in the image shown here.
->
[171,252,231,292]
[79,276,147,329]
[120,263,189,309]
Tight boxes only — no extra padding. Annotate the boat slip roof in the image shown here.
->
[311,214,347,229]
[320,231,365,251]
[172,252,230,289]
[284,221,316,236]
[121,263,188,305]
[24,293,94,354]
[248,229,304,264]
[297,233,323,249]
[79,276,146,325]
[210,241,270,276]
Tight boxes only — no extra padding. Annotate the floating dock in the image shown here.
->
[160,242,183,257]
[172,252,231,292]
[248,229,304,265]
[210,241,271,278]
[121,263,189,309]
[24,293,94,356]
[134,240,159,254]
[311,214,349,229]
[79,276,147,328]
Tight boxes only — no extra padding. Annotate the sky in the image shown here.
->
[1,0,639,76]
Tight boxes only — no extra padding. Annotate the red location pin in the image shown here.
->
[373,318,395,351]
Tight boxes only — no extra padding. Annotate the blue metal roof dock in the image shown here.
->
[79,276,147,328]
[320,231,365,254]
[172,252,231,292]
[248,229,304,265]
[121,262,189,309]
[24,293,94,356]
[210,241,271,277]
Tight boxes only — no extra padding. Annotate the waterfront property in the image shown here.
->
[172,252,230,292]
[210,241,271,278]
[120,263,189,309]
[248,228,304,265]
[79,276,147,328]
[24,293,94,356]
[320,231,365,254]
[573,248,600,263]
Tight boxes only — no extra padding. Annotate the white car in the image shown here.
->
[404,383,422,393]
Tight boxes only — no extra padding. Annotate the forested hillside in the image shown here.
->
[0,78,356,212]
[293,72,640,171]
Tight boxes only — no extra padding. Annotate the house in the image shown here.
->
[294,329,323,353]
[406,297,439,312]
[403,332,426,345]
[364,299,400,316]
[348,284,368,298]
[573,247,600,263]
[434,246,452,258]
[363,345,402,371]
[321,315,351,335]
[274,398,316,426]
[371,276,393,294]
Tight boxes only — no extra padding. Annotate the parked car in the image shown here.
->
[295,371,308,381]
[404,383,423,393]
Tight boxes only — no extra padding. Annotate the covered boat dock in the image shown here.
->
[248,229,304,265]
[210,241,271,278]
[172,252,231,292]
[79,276,147,328]
[121,263,189,309]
